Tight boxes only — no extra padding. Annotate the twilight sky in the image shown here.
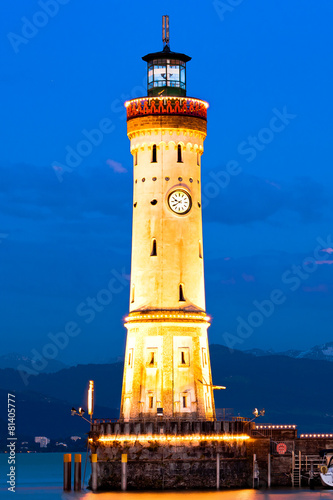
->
[1,0,333,365]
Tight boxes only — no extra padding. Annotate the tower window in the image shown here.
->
[150,238,157,256]
[197,152,200,166]
[133,202,137,208]
[128,348,134,367]
[179,284,185,302]
[131,284,135,303]
[178,177,183,182]
[147,348,157,367]
[205,392,211,410]
[134,151,138,166]
[202,348,207,367]
[149,396,154,409]
[150,199,158,205]
[182,396,188,408]
[179,347,190,366]
[177,144,183,163]
[151,144,157,163]
[199,240,202,259]
[198,202,201,208]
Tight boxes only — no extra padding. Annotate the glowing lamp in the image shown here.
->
[88,380,94,416]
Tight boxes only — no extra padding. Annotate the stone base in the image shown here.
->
[89,418,252,491]
[91,440,251,490]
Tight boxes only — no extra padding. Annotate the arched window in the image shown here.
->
[150,238,157,256]
[197,151,200,166]
[131,284,135,303]
[151,144,157,163]
[179,284,185,302]
[177,144,183,163]
[134,151,138,166]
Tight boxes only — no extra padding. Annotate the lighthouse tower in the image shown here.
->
[120,17,215,421]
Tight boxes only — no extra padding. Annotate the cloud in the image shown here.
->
[0,161,132,222]
[106,159,127,173]
[202,172,329,225]
[221,277,236,285]
[302,284,328,292]
[242,273,255,282]
[322,248,333,254]
[315,260,333,265]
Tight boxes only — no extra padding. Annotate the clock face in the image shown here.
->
[168,190,191,214]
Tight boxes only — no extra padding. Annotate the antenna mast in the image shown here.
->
[162,15,170,47]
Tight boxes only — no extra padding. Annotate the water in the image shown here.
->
[1,453,333,499]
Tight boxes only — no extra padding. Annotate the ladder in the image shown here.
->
[292,451,301,487]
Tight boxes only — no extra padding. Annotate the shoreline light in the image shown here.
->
[93,434,250,444]
[300,434,333,438]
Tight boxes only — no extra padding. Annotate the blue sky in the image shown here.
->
[1,0,333,365]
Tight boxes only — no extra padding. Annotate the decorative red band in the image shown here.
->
[126,97,208,120]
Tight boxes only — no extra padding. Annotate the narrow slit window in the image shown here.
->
[182,396,188,408]
[134,151,138,166]
[202,347,207,367]
[128,348,133,367]
[199,240,202,259]
[149,352,155,365]
[151,144,157,163]
[177,144,183,163]
[131,284,135,303]
[149,396,154,409]
[197,152,200,166]
[150,238,157,256]
[179,284,185,302]
[202,348,207,367]
[181,351,186,365]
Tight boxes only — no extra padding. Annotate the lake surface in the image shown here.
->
[1,453,333,499]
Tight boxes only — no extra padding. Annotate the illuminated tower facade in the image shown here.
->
[120,17,215,421]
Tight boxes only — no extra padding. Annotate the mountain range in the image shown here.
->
[0,344,332,446]
[245,340,333,362]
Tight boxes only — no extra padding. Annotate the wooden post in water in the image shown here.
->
[309,460,314,490]
[121,454,128,491]
[253,454,259,489]
[63,453,71,491]
[216,452,220,490]
[91,454,98,492]
[267,453,271,488]
[74,454,81,491]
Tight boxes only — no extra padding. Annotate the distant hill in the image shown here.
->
[209,344,333,433]
[245,340,333,363]
[0,352,68,373]
[0,346,332,441]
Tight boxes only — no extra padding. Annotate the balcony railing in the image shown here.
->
[125,97,208,120]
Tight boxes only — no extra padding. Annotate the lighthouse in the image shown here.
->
[120,16,215,421]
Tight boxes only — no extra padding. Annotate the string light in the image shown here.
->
[94,434,250,444]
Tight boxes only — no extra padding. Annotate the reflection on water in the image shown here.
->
[4,487,333,500]
[62,491,333,500]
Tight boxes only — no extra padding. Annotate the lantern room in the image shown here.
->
[142,15,191,97]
